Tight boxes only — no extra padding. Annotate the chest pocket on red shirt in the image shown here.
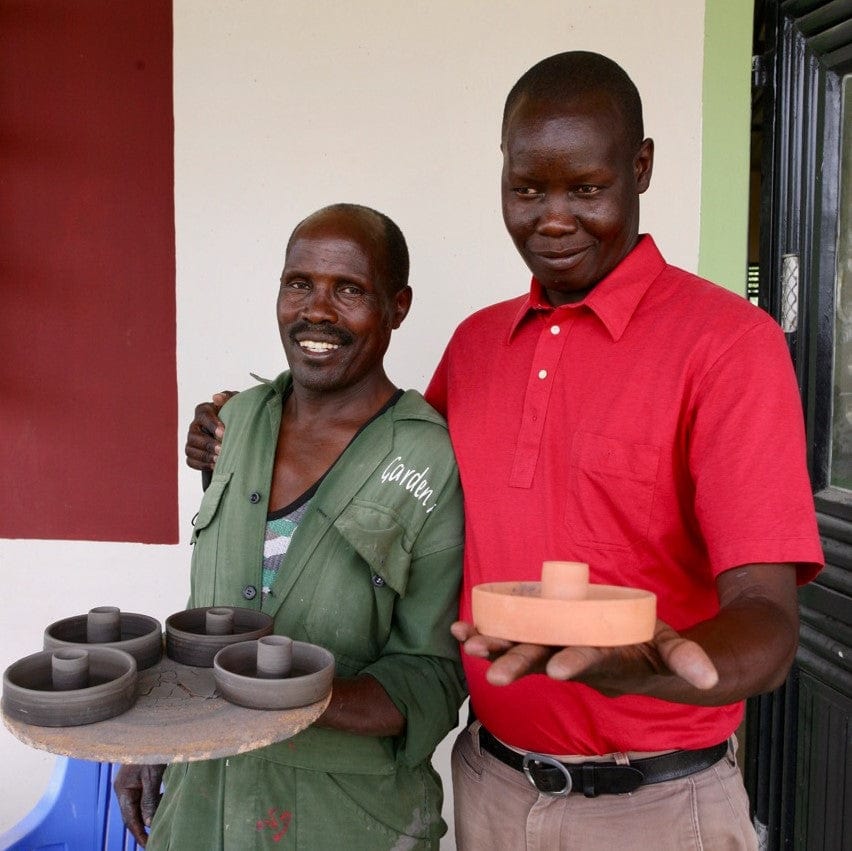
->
[566,432,660,550]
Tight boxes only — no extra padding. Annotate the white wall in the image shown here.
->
[0,1,706,843]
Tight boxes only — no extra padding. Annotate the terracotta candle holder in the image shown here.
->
[2,647,137,727]
[472,560,656,647]
[166,606,274,668]
[44,608,163,671]
[213,639,334,710]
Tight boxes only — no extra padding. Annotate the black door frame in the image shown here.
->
[748,1,852,848]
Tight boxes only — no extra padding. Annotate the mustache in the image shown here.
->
[287,321,353,346]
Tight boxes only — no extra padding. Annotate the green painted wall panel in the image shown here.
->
[699,0,753,294]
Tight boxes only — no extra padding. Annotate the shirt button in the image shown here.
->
[242,585,258,600]
[371,574,386,587]
[249,491,261,504]
[538,369,548,380]
[550,325,560,335]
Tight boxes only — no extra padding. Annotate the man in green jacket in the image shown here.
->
[115,203,466,850]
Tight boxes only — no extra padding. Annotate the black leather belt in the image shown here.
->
[478,726,728,797]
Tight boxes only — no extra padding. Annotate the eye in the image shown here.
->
[284,278,311,291]
[512,187,541,197]
[574,185,600,196]
[339,283,365,297]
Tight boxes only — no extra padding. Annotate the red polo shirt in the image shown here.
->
[426,235,823,755]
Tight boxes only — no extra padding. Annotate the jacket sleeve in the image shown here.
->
[359,465,466,768]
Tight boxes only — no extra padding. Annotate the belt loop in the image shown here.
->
[581,764,597,798]
[469,720,483,755]
[726,734,738,766]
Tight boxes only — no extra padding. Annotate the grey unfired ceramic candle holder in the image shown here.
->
[44,609,163,670]
[166,606,275,668]
[213,639,334,710]
[3,647,137,727]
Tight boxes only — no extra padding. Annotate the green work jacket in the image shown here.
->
[150,373,466,850]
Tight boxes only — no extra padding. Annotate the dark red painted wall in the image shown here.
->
[0,1,178,542]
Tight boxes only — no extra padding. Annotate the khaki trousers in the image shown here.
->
[452,723,758,851]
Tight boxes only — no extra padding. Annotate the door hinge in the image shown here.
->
[781,253,799,333]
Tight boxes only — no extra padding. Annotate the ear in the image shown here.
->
[635,138,654,194]
[390,285,413,329]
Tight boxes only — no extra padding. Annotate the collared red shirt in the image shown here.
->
[426,235,823,755]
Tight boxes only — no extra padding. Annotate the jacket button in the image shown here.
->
[371,574,386,587]
[242,585,258,600]
[249,491,261,504]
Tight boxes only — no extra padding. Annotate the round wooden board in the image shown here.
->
[2,655,330,764]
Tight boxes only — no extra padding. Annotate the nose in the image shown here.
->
[301,283,338,324]
[536,194,579,237]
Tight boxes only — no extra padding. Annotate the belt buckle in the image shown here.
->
[522,752,572,797]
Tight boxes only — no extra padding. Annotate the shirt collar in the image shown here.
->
[508,235,666,342]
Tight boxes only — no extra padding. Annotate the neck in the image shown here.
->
[286,373,398,427]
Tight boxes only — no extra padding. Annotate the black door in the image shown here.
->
[748,1,852,848]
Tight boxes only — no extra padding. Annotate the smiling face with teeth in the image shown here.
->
[277,207,411,399]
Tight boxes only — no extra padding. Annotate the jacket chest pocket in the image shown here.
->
[189,472,232,605]
[190,472,233,543]
[303,501,411,673]
[565,432,660,550]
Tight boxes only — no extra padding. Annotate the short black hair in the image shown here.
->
[502,51,644,148]
[286,203,410,294]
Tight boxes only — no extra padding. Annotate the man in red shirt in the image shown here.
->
[187,52,823,850]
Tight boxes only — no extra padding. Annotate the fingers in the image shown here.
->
[544,645,607,681]
[193,403,225,442]
[451,621,552,686]
[114,765,150,846]
[451,621,514,659]
[185,402,225,471]
[114,764,166,847]
[450,621,476,642]
[185,391,239,470]
[117,791,148,846]
[654,623,719,689]
[453,619,719,695]
[139,764,166,827]
[485,643,554,685]
[211,390,237,408]
[185,428,220,471]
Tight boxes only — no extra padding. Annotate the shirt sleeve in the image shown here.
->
[424,345,450,417]
[687,318,823,582]
[360,466,467,768]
